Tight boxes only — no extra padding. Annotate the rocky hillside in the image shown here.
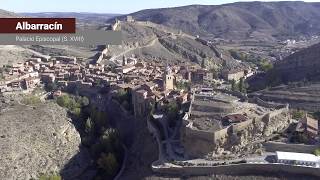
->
[0,9,20,17]
[105,21,247,70]
[271,42,320,82]
[0,99,90,180]
[111,1,320,41]
[22,12,119,30]
[248,42,320,91]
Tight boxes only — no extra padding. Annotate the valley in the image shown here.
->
[1,1,320,180]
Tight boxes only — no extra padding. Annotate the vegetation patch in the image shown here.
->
[22,95,41,105]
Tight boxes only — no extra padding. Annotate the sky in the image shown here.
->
[1,0,319,14]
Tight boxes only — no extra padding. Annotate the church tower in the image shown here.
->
[164,66,175,91]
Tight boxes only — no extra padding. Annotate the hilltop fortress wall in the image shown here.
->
[182,94,290,158]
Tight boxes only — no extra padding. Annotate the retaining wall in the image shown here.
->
[263,142,319,153]
[153,163,320,177]
[249,97,287,109]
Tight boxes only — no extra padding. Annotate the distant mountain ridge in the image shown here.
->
[110,1,320,41]
[21,12,121,30]
[0,9,20,17]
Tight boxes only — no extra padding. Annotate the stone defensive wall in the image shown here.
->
[213,127,229,143]
[230,118,254,133]
[152,163,320,177]
[263,141,319,154]
[260,105,290,126]
[182,127,216,157]
[182,92,290,157]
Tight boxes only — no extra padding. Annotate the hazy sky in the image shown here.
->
[1,0,319,14]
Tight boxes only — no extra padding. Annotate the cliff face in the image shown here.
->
[0,100,90,180]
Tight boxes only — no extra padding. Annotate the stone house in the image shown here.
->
[222,69,245,81]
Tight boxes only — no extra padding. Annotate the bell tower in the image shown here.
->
[164,66,175,91]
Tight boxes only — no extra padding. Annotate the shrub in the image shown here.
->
[292,110,304,119]
[39,174,61,180]
[313,148,320,156]
[97,153,119,177]
[22,95,41,105]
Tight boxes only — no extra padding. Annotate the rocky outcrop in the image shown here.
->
[0,101,90,180]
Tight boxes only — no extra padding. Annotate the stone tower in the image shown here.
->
[122,55,127,66]
[164,66,175,91]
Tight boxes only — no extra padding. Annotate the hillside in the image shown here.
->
[271,42,320,82]
[110,1,320,41]
[104,21,247,71]
[0,9,20,17]
[0,99,90,179]
[248,42,320,91]
[22,12,120,30]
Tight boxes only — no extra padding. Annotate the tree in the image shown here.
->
[101,128,120,148]
[231,79,237,91]
[97,153,119,177]
[72,107,81,117]
[116,89,128,104]
[260,60,273,72]
[81,96,90,107]
[238,77,247,93]
[166,101,179,127]
[56,95,71,108]
[45,82,58,92]
[210,68,218,79]
[201,58,205,68]
[292,110,304,120]
[314,148,320,156]
[85,117,93,134]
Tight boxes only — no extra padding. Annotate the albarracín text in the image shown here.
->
[16,22,63,31]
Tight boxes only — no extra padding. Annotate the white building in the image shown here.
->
[276,151,320,167]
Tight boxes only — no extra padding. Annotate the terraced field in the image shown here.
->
[251,83,320,111]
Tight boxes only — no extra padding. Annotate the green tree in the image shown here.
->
[292,110,304,119]
[116,89,128,104]
[56,95,71,108]
[72,107,81,117]
[238,77,247,93]
[81,96,90,106]
[231,79,237,91]
[314,148,320,156]
[166,101,179,127]
[101,128,120,149]
[45,82,58,92]
[260,60,273,72]
[97,153,119,177]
